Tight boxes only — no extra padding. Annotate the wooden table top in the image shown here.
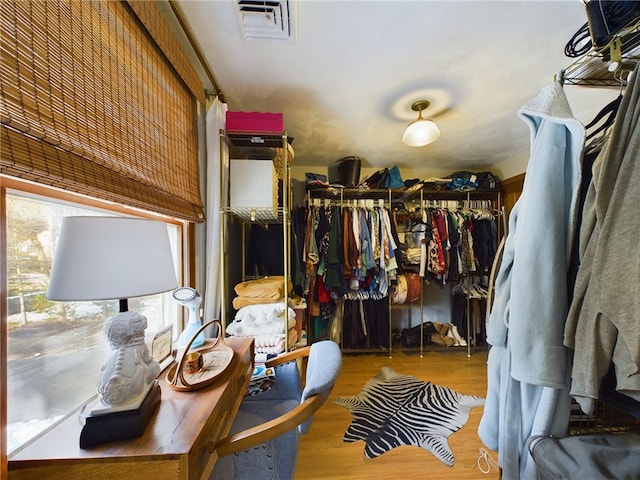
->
[9,336,254,463]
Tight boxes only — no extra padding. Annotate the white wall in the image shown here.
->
[490,149,530,181]
[391,282,461,330]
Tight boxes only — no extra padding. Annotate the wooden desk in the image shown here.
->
[8,337,254,480]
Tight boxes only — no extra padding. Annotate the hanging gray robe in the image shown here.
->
[564,64,640,414]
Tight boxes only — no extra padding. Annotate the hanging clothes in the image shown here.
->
[470,215,497,274]
[446,212,461,281]
[478,81,585,480]
[297,200,498,349]
[567,94,621,304]
[245,223,285,276]
[458,212,476,275]
[324,205,347,295]
[426,208,446,276]
[564,63,640,414]
[295,203,400,342]
[451,281,488,346]
[389,205,497,286]
[342,296,389,349]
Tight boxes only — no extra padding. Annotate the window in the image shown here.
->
[2,0,203,458]
[5,189,181,454]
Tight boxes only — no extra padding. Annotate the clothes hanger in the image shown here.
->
[585,94,623,141]
[585,95,622,130]
[583,62,638,143]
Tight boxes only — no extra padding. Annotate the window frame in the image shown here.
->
[1,175,192,456]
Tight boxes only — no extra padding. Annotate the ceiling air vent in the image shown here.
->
[236,0,297,41]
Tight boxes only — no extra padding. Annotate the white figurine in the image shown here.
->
[98,311,160,407]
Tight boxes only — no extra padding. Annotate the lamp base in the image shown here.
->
[79,380,161,448]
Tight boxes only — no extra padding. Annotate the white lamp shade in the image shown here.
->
[402,118,441,147]
[47,216,178,301]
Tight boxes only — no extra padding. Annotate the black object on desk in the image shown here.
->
[79,380,161,448]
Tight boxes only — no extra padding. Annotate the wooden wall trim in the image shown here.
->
[501,172,525,188]
[501,172,525,225]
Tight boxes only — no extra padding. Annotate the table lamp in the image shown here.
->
[47,216,178,446]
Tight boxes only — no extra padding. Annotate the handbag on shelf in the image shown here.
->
[359,168,388,190]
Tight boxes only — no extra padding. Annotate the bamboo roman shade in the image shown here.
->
[0,0,206,222]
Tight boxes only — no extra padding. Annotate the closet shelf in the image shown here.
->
[563,17,640,87]
[224,130,286,148]
[307,186,502,204]
[221,206,285,223]
[221,128,291,224]
[308,187,392,200]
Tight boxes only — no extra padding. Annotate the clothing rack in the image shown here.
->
[307,196,387,210]
[304,187,502,357]
[415,194,501,357]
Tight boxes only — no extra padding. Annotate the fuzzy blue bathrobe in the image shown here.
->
[478,82,585,480]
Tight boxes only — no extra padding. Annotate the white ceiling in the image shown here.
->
[172,0,620,176]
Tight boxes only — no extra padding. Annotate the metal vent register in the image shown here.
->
[236,0,297,41]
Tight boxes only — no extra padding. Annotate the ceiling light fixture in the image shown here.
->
[402,100,441,147]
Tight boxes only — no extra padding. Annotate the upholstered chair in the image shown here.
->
[211,340,342,479]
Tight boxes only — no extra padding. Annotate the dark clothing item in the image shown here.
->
[472,218,496,274]
[342,297,389,349]
[246,223,284,276]
[447,212,461,281]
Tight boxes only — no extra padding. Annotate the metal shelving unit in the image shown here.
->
[219,128,292,351]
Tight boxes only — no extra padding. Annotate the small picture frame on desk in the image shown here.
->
[152,325,174,370]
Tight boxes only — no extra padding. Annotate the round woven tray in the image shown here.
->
[166,319,234,392]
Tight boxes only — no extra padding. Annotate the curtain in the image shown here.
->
[203,98,228,327]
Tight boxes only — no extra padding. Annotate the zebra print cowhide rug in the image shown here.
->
[334,366,485,467]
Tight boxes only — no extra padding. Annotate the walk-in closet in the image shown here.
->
[3,3,640,480]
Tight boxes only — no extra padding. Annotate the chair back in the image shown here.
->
[299,340,342,434]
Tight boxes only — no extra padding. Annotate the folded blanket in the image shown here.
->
[254,333,286,355]
[235,295,303,310]
[233,295,280,310]
[226,303,296,336]
[234,328,299,355]
[254,333,286,349]
[234,276,293,299]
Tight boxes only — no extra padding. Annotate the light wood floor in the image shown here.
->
[295,347,500,480]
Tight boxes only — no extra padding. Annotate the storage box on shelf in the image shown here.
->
[226,111,284,133]
[230,159,278,219]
